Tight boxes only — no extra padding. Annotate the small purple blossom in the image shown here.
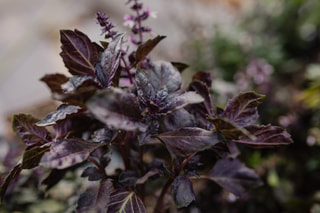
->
[123,0,156,45]
[96,12,117,38]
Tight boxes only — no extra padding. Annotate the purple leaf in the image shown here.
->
[60,29,103,76]
[61,76,97,93]
[42,169,67,191]
[136,62,182,105]
[41,139,100,169]
[222,92,265,127]
[160,91,204,115]
[40,73,69,94]
[21,145,50,169]
[12,114,49,146]
[76,179,113,213]
[171,62,189,73]
[86,88,147,132]
[155,127,221,158]
[36,104,82,126]
[135,35,166,64]
[107,189,146,213]
[191,71,212,88]
[91,128,116,143]
[95,33,124,88]
[159,109,196,132]
[0,164,22,203]
[172,176,195,208]
[119,170,139,186]
[81,166,105,181]
[188,80,215,116]
[208,159,262,197]
[208,116,256,140]
[53,76,100,105]
[232,124,293,147]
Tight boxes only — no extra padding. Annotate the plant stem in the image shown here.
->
[134,0,143,44]
[88,156,107,178]
[153,177,174,213]
[153,153,196,213]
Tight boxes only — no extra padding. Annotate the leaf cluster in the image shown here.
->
[0,5,292,213]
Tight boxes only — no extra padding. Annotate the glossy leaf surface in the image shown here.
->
[155,127,221,158]
[95,33,124,87]
[86,88,147,132]
[208,159,262,197]
[136,62,182,104]
[12,114,49,146]
[172,176,195,208]
[60,29,102,76]
[107,189,145,213]
[36,104,82,126]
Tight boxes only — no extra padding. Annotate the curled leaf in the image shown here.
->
[36,104,82,126]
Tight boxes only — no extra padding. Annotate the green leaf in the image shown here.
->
[107,189,146,213]
[12,114,49,146]
[86,88,147,132]
[208,159,262,197]
[41,139,100,169]
[155,127,222,158]
[222,92,265,127]
[135,35,166,64]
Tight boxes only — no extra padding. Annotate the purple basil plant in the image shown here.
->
[0,1,293,212]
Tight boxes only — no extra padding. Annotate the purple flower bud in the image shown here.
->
[96,12,117,38]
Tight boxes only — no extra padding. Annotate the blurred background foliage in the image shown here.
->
[1,0,320,212]
[184,0,320,212]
